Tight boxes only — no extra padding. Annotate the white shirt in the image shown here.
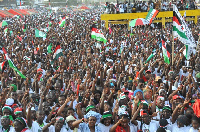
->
[31,121,47,132]
[189,127,199,132]
[171,123,188,132]
[48,125,67,132]
[137,120,158,132]
[97,123,113,132]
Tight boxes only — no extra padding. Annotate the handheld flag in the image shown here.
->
[91,24,107,43]
[145,8,159,24]
[162,33,172,64]
[2,48,26,79]
[35,29,46,39]
[51,45,63,65]
[173,5,196,47]
[59,17,66,27]
[47,43,53,54]
[145,49,156,64]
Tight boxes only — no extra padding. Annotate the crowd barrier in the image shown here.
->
[101,9,200,29]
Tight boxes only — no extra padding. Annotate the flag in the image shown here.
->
[22,24,27,32]
[145,49,156,63]
[47,21,52,28]
[91,24,107,43]
[162,34,172,64]
[173,5,196,47]
[4,27,8,33]
[47,43,52,53]
[35,29,46,38]
[59,17,65,27]
[2,48,26,79]
[51,45,63,65]
[0,61,7,73]
[183,45,193,60]
[145,8,159,24]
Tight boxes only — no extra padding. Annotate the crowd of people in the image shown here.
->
[0,5,199,132]
[104,0,199,14]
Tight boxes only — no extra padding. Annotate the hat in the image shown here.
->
[101,111,112,119]
[66,115,76,122]
[119,93,126,100]
[10,84,17,92]
[163,105,172,111]
[2,106,12,113]
[86,105,96,113]
[5,98,14,106]
[156,96,164,104]
[14,107,23,115]
[56,116,64,122]
[146,70,151,73]
[133,89,143,97]
[155,76,161,82]
[173,95,183,100]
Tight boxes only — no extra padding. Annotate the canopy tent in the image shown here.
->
[0,10,13,17]
[0,12,9,18]
[8,9,23,17]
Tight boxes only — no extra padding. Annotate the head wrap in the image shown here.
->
[84,111,102,124]
[86,105,96,113]
[133,89,143,97]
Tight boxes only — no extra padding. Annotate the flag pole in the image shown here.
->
[172,34,174,66]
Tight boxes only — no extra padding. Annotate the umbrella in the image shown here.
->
[0,20,12,27]
[129,18,149,27]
